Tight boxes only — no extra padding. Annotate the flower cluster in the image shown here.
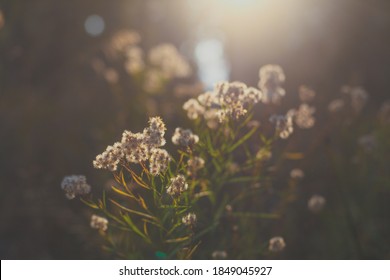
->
[268,236,286,252]
[61,175,91,199]
[258,64,286,104]
[183,81,262,124]
[148,43,191,79]
[166,174,188,197]
[186,157,205,176]
[293,104,316,129]
[182,212,197,226]
[93,117,171,175]
[90,214,109,231]
[290,168,304,179]
[307,195,326,213]
[172,128,199,147]
[269,111,294,139]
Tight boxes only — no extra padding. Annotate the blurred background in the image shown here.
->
[0,0,389,259]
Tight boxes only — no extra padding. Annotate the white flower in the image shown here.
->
[269,111,294,139]
[268,236,286,252]
[187,157,205,176]
[61,175,91,199]
[90,214,108,231]
[166,174,188,197]
[294,104,316,129]
[149,148,171,176]
[182,212,197,226]
[183,99,205,120]
[172,128,199,146]
[258,64,286,104]
[308,195,326,213]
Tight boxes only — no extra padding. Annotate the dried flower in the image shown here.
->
[61,175,91,199]
[182,212,197,226]
[149,148,171,176]
[90,214,108,231]
[110,30,141,53]
[183,98,205,120]
[143,116,167,148]
[256,148,272,161]
[121,131,148,163]
[258,64,286,104]
[294,104,316,129]
[124,46,145,74]
[268,236,286,252]
[172,128,199,146]
[93,142,123,171]
[308,195,326,213]
[187,157,205,176]
[166,174,188,197]
[269,111,294,139]
[148,43,191,78]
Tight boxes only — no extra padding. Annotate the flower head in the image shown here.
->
[187,157,205,176]
[172,128,199,147]
[308,195,326,213]
[166,174,188,197]
[258,64,286,104]
[90,214,108,231]
[269,111,294,139]
[149,148,171,176]
[61,175,91,199]
[182,212,197,226]
[268,236,286,252]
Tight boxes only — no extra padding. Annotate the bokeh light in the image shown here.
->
[84,14,105,37]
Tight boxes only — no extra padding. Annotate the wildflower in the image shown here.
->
[268,236,286,252]
[197,91,218,107]
[172,128,199,147]
[148,43,191,78]
[215,81,249,121]
[212,250,228,259]
[308,195,326,213]
[187,157,205,176]
[93,142,123,171]
[166,174,188,197]
[298,85,316,103]
[269,111,294,139]
[121,131,148,163]
[294,104,316,129]
[183,98,205,120]
[61,175,91,199]
[328,98,345,113]
[290,168,304,179]
[143,116,167,148]
[182,212,197,226]
[149,148,171,176]
[90,214,108,231]
[258,64,286,104]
